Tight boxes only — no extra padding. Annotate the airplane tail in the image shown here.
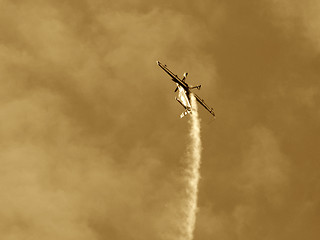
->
[180,109,192,118]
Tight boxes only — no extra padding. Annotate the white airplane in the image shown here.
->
[157,61,215,118]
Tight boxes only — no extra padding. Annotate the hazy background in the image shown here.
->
[1,0,319,239]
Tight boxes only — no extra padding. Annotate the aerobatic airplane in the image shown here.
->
[157,61,215,118]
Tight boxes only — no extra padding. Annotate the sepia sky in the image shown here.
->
[1,0,320,239]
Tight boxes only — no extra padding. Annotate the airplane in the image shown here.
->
[156,61,215,118]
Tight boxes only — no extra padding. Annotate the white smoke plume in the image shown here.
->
[179,94,202,240]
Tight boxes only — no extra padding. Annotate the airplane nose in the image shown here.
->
[156,61,159,65]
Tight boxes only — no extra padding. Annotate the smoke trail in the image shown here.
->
[180,93,202,240]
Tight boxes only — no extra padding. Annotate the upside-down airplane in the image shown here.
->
[157,61,215,118]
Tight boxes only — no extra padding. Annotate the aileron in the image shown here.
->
[193,93,215,117]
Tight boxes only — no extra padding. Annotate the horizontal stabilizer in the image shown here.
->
[180,110,192,118]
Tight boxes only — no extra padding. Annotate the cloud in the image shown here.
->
[240,126,289,204]
[267,0,320,52]
[1,1,319,239]
[0,1,200,239]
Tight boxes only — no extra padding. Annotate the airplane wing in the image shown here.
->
[193,93,216,117]
[157,61,189,90]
